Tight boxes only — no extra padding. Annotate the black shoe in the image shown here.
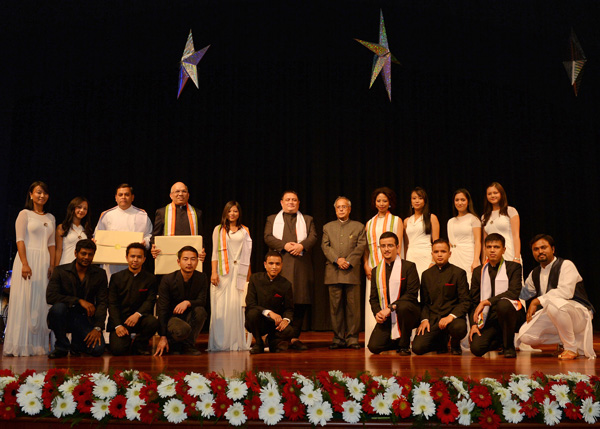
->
[451,347,462,355]
[182,346,202,356]
[290,340,307,351]
[49,349,68,359]
[133,347,151,356]
[504,349,517,358]
[329,343,345,350]
[436,348,449,354]
[348,344,362,350]
[69,349,82,357]
[271,341,289,353]
[250,343,264,354]
[397,348,411,356]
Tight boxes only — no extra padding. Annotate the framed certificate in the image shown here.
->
[93,230,144,264]
[155,235,203,274]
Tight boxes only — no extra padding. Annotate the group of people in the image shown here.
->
[2,181,594,361]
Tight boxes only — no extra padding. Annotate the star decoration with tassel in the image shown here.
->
[177,30,210,99]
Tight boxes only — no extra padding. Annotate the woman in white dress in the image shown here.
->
[3,181,55,356]
[404,187,439,279]
[481,182,521,263]
[209,201,252,351]
[447,189,481,283]
[362,187,403,345]
[55,197,92,265]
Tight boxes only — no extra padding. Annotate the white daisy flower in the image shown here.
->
[125,381,144,401]
[373,375,394,388]
[412,382,432,402]
[197,394,215,418]
[446,376,468,399]
[412,397,435,419]
[543,398,562,426]
[52,394,77,418]
[157,379,176,398]
[187,378,210,397]
[21,396,43,416]
[480,378,501,389]
[307,401,333,426]
[328,370,344,379]
[184,372,204,383]
[258,372,277,385]
[91,399,110,420]
[502,399,523,424]
[371,393,391,415]
[89,373,107,383]
[258,400,285,426]
[24,373,46,387]
[567,372,589,383]
[456,398,475,426]
[227,379,248,401]
[224,402,247,426]
[494,386,512,405]
[581,397,600,424]
[384,384,403,403]
[17,384,42,405]
[163,398,187,423]
[58,379,79,396]
[0,376,17,391]
[93,377,117,400]
[346,378,365,401]
[550,384,571,407]
[125,396,144,421]
[293,373,312,387]
[527,379,541,390]
[508,379,531,402]
[342,400,361,424]
[259,382,281,404]
[300,384,323,406]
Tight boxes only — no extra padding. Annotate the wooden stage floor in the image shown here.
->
[1,331,599,379]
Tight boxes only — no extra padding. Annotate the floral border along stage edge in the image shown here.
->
[1,369,600,427]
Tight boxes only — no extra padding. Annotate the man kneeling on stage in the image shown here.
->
[47,239,107,358]
[516,234,595,360]
[367,232,420,356]
[245,251,294,354]
[412,238,470,355]
[470,233,525,358]
[154,246,208,356]
[107,243,159,356]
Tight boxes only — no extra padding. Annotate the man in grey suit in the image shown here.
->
[322,196,367,349]
[264,190,318,351]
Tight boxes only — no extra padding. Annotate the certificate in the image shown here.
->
[155,235,203,274]
[93,230,144,264]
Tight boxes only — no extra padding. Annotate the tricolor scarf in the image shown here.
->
[272,210,307,251]
[163,203,199,236]
[374,256,403,340]
[366,212,399,268]
[216,225,252,290]
[478,259,521,327]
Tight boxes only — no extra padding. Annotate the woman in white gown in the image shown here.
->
[362,187,402,345]
[404,187,439,279]
[55,197,92,265]
[209,201,252,351]
[481,182,521,263]
[3,181,55,356]
[447,189,481,283]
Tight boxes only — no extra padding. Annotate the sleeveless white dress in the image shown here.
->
[482,207,518,261]
[4,210,55,356]
[58,225,87,265]
[405,215,432,279]
[447,214,481,283]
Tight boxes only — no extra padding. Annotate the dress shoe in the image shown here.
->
[451,347,462,355]
[181,346,202,356]
[271,341,289,353]
[397,348,411,356]
[69,349,82,357]
[558,350,578,360]
[504,349,517,358]
[48,349,68,359]
[436,348,449,354]
[290,340,307,351]
[133,347,151,356]
[329,343,345,350]
[250,344,264,354]
[348,344,362,350]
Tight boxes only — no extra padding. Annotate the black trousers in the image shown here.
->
[367,300,421,354]
[290,303,310,339]
[470,299,526,357]
[412,317,467,355]
[47,303,105,356]
[109,315,159,356]
[245,307,294,348]
[167,306,207,348]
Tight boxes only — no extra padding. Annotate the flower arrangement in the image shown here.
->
[1,368,600,426]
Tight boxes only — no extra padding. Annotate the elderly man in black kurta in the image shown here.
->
[47,239,107,358]
[245,251,294,354]
[412,239,470,355]
[107,243,159,355]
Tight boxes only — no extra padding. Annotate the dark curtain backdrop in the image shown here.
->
[2,0,599,330]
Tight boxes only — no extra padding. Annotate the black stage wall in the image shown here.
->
[2,1,599,330]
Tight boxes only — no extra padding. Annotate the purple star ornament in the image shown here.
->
[177,30,210,99]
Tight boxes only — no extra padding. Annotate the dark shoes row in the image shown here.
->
[250,339,309,354]
[329,343,361,350]
[48,345,203,359]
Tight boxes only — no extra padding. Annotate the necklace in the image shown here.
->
[34,209,45,215]
[72,225,84,239]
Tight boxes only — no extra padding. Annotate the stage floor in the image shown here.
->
[1,331,598,378]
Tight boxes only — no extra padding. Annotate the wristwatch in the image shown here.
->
[94,326,101,332]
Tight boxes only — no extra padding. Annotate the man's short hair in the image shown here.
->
[280,190,299,200]
[126,242,146,256]
[76,239,96,253]
[529,234,555,248]
[432,238,450,249]
[485,233,505,247]
[115,183,134,194]
[379,231,399,245]
[177,246,198,259]
[333,196,351,207]
[264,250,282,262]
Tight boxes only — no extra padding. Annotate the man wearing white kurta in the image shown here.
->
[95,184,153,279]
[516,234,595,360]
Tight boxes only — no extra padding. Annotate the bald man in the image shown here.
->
[151,182,206,262]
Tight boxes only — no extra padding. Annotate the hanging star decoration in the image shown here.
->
[563,29,586,96]
[354,9,401,101]
[177,30,210,99]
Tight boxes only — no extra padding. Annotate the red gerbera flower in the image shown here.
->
[245,372,261,394]
[175,379,189,396]
[139,383,159,402]
[18,369,36,383]
[365,380,380,397]
[214,394,233,418]
[113,372,128,390]
[392,398,412,419]
[362,394,375,414]
[244,396,261,420]
[211,377,228,397]
[0,370,14,377]
[283,396,305,421]
[44,368,68,384]
[395,376,412,395]
[431,381,450,403]
[138,372,154,384]
[108,395,127,419]
[182,393,198,415]
[520,397,539,418]
[565,402,583,420]
[575,381,596,400]
[470,385,492,408]
[72,382,93,404]
[76,397,94,414]
[282,382,298,399]
[42,382,57,408]
[0,402,17,420]
[317,371,332,390]
[479,408,501,429]
[359,373,371,384]
[2,382,19,405]
[437,398,459,424]
[533,385,556,404]
[139,403,160,424]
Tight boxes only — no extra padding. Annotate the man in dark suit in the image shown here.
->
[47,239,107,358]
[154,246,208,356]
[470,233,525,358]
[245,251,294,354]
[107,243,159,356]
[321,196,367,349]
[367,232,420,355]
[151,182,206,262]
[264,190,317,350]
[412,238,470,355]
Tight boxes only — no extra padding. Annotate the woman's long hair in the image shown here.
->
[452,188,478,217]
[482,182,508,227]
[60,197,93,238]
[220,201,243,232]
[24,181,49,211]
[370,187,397,213]
[410,187,432,234]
